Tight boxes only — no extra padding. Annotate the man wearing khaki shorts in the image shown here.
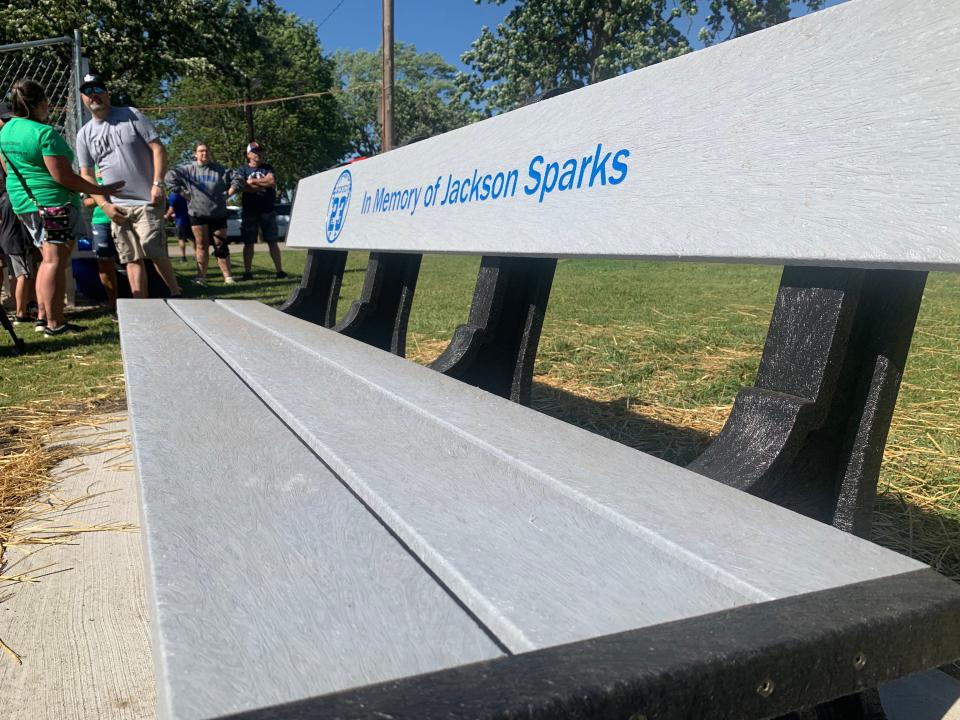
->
[75,73,180,298]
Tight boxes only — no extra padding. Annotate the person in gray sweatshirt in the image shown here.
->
[165,142,240,285]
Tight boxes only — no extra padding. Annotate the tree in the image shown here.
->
[0,0,250,105]
[335,43,477,157]
[699,0,825,45]
[460,0,824,115]
[163,4,350,191]
[0,0,349,192]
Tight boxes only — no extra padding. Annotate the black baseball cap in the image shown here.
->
[0,101,13,121]
[247,141,264,154]
[79,73,107,92]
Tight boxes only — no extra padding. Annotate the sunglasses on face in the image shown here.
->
[81,87,107,97]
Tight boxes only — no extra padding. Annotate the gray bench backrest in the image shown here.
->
[287,0,960,271]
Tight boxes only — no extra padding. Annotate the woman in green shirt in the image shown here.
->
[0,79,122,335]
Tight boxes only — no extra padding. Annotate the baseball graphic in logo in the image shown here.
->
[325,169,352,244]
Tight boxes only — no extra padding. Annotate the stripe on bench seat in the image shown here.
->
[171,299,924,656]
[118,301,503,720]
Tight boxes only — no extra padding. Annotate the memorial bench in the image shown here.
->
[119,2,960,718]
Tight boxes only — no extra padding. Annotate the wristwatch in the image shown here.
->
[152,181,164,187]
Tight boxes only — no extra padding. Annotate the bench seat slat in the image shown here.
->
[118,301,504,720]
[169,299,923,656]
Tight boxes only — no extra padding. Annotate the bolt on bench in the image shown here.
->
[119,1,960,718]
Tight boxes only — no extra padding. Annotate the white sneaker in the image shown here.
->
[192,277,206,286]
[224,276,236,285]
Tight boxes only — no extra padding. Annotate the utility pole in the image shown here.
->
[244,78,256,145]
[381,0,395,152]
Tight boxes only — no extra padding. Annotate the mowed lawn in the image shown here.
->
[2,249,958,577]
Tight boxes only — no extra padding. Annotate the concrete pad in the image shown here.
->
[0,418,155,719]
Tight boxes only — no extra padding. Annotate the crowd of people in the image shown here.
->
[0,73,287,339]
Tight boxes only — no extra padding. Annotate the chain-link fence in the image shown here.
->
[0,34,83,152]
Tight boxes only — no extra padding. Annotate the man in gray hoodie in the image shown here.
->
[165,143,239,285]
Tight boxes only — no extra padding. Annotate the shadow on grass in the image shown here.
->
[17,328,117,355]
[874,493,960,582]
[529,381,714,467]
[9,306,118,355]
[175,273,300,305]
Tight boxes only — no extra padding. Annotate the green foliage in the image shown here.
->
[460,0,825,114]
[699,0,825,45]
[0,0,248,105]
[460,0,695,113]
[1,1,349,190]
[335,43,477,157]
[163,4,349,188]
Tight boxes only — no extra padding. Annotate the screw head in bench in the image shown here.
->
[853,652,867,670]
[757,679,775,698]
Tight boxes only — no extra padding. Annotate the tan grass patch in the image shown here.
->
[643,345,757,402]
[875,395,960,581]
[531,366,730,464]
[406,335,453,366]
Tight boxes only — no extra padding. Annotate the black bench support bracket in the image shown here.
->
[689,267,927,536]
[431,256,557,405]
[335,251,423,357]
[280,248,348,328]
[281,250,423,356]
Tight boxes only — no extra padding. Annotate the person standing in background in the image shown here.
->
[75,73,181,299]
[82,166,118,318]
[236,142,285,280]
[0,79,122,335]
[165,143,238,286]
[0,100,36,326]
[165,189,191,263]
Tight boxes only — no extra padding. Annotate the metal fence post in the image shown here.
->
[72,29,83,140]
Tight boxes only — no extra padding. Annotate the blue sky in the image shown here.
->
[278,0,518,70]
[277,0,848,71]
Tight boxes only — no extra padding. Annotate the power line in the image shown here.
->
[316,0,349,29]
[139,82,381,113]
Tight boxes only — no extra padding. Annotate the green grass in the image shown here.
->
[2,251,956,427]
[2,252,958,576]
[2,250,956,431]
[0,249,310,408]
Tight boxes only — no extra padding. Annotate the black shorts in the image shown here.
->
[240,211,278,245]
[92,222,119,260]
[189,215,227,232]
[175,222,192,240]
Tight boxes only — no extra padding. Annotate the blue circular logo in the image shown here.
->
[325,169,352,244]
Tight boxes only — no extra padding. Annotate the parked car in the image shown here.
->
[226,204,291,243]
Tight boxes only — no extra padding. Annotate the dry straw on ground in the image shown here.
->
[0,393,131,664]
